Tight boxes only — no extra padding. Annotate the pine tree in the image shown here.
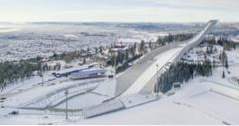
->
[125,50,129,63]
[225,57,229,69]
[149,41,152,50]
[139,40,145,54]
[222,71,225,78]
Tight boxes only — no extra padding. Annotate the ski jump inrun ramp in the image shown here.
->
[118,20,218,97]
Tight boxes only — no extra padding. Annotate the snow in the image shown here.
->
[0,73,56,96]
[76,45,239,125]
[182,45,222,64]
[120,94,157,108]
[187,82,239,124]
[93,78,116,98]
[26,84,98,109]
[186,86,239,124]
[79,78,239,125]
[3,78,104,107]
[226,49,239,64]
[82,99,125,119]
[63,34,79,40]
[0,23,171,62]
[1,21,239,124]
[231,35,239,43]
[0,109,67,125]
[120,20,216,97]
[121,47,182,97]
[55,93,108,110]
[54,78,117,110]
[118,38,141,43]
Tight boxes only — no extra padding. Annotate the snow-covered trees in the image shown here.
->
[217,36,236,50]
[107,44,142,73]
[222,71,225,78]
[0,60,41,91]
[219,49,229,69]
[139,40,145,54]
[155,61,213,93]
[219,49,229,79]
[156,33,194,46]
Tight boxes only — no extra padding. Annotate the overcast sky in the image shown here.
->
[0,0,238,23]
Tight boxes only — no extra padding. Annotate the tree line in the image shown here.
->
[0,60,41,91]
[154,35,235,93]
[155,61,213,93]
[156,33,194,46]
[107,43,142,73]
[204,36,237,50]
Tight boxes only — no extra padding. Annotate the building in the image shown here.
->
[70,68,107,80]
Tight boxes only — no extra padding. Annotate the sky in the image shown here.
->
[0,0,238,23]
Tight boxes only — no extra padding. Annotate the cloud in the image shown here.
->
[146,0,239,11]
[0,0,238,22]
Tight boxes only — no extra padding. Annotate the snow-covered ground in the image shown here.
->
[79,78,239,125]
[3,78,101,107]
[117,32,168,44]
[75,45,239,125]
[1,73,239,125]
[182,45,221,63]
[1,22,239,124]
[0,72,56,96]
[1,47,239,125]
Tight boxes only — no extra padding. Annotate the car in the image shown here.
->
[108,75,114,78]
[9,111,19,115]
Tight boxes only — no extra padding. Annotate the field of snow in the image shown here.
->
[0,73,56,96]
[54,78,116,110]
[1,72,239,125]
[55,93,108,110]
[79,77,239,125]
[3,78,102,107]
